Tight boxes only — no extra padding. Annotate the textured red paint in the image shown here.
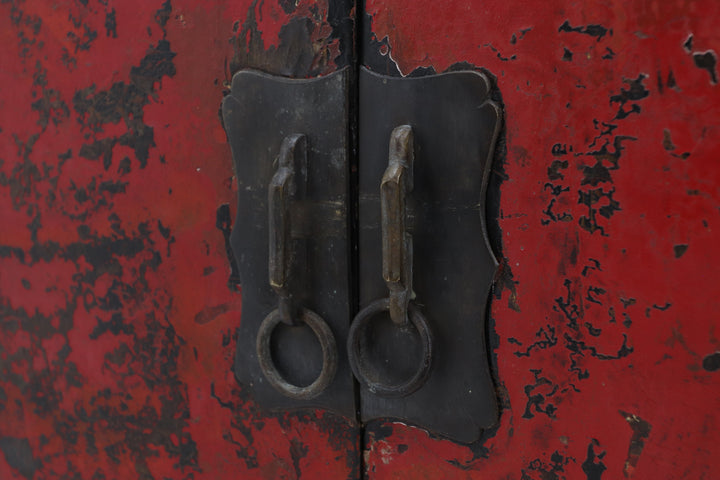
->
[363,0,720,478]
[0,1,357,479]
[2,0,719,478]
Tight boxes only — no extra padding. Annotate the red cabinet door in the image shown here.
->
[0,1,359,478]
[361,1,720,478]
[1,1,718,479]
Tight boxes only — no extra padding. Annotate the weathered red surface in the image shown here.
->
[2,0,719,479]
[0,1,358,479]
[362,0,720,478]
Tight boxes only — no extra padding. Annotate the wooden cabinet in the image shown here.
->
[1,1,718,478]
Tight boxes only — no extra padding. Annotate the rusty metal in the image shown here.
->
[348,125,435,397]
[381,125,415,326]
[257,308,338,399]
[257,134,338,398]
[268,134,307,326]
[347,298,433,397]
[222,67,355,417]
[356,66,502,442]
[222,65,500,439]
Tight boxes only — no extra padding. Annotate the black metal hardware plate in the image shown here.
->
[222,67,354,418]
[357,67,502,443]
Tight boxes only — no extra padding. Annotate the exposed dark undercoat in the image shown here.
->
[1,0,719,479]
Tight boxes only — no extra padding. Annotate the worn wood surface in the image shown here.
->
[0,1,359,478]
[361,1,720,478]
[1,0,718,479]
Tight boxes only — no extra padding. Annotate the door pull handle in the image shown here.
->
[224,65,502,441]
[256,134,338,400]
[347,125,434,398]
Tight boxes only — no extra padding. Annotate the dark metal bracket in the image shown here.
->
[222,67,355,418]
[222,65,502,443]
[354,67,502,443]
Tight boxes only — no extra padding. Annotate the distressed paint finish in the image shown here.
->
[2,0,719,479]
[0,1,358,479]
[362,0,720,479]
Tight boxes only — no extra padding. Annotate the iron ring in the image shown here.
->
[256,308,338,399]
[347,298,433,398]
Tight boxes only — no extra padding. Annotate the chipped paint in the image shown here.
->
[619,411,651,478]
[0,0,359,478]
[1,0,719,478]
[362,0,720,478]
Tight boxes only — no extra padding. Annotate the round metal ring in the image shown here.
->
[256,308,338,399]
[347,298,433,398]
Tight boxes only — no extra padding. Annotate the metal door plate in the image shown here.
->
[222,67,355,418]
[357,67,502,443]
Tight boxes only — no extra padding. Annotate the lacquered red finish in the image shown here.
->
[1,0,719,479]
[362,1,720,478]
[0,1,358,478]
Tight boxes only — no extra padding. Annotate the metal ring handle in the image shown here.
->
[347,298,433,398]
[256,308,338,399]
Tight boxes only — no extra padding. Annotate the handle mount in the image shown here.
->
[259,134,338,399]
[268,134,307,325]
[348,125,434,398]
[381,125,414,326]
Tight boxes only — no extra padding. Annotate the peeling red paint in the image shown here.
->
[363,0,720,478]
[0,1,358,479]
[1,0,719,478]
